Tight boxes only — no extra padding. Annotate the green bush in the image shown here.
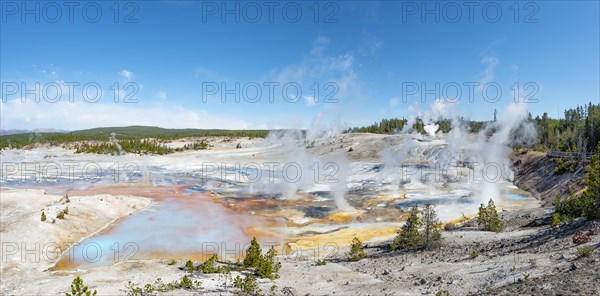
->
[554,158,575,174]
[470,249,479,259]
[185,260,195,273]
[551,213,561,226]
[41,211,47,222]
[198,254,222,274]
[315,259,327,266]
[257,246,281,279]
[233,274,260,296]
[576,246,593,258]
[66,276,97,296]
[124,276,201,296]
[347,237,367,261]
[241,237,281,279]
[56,211,65,220]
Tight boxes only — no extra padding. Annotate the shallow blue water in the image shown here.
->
[56,193,253,269]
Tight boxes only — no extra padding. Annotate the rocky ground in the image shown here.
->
[1,141,598,295]
[271,209,600,296]
[512,150,588,206]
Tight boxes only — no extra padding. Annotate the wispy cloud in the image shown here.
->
[155,91,167,101]
[0,99,251,130]
[478,55,500,87]
[118,69,134,80]
[271,36,361,103]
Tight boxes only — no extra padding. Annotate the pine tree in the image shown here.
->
[185,260,195,273]
[347,237,367,261]
[257,246,281,279]
[478,203,489,229]
[486,199,503,232]
[243,237,262,268]
[421,204,442,249]
[478,199,503,232]
[391,205,422,250]
[66,276,97,296]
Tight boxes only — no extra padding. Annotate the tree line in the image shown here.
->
[347,102,600,153]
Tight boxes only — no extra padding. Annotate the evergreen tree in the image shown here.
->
[421,204,442,249]
[185,260,195,273]
[478,199,503,232]
[582,153,600,219]
[66,276,97,296]
[243,237,262,268]
[257,246,281,279]
[391,205,422,250]
[347,237,367,261]
[41,211,46,222]
[477,203,489,229]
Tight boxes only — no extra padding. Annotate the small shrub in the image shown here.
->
[528,258,537,267]
[185,260,195,273]
[257,246,281,279]
[64,206,69,215]
[551,213,561,226]
[348,147,353,152]
[470,249,479,259]
[167,259,176,265]
[315,259,327,266]
[483,283,493,293]
[66,276,97,296]
[576,246,593,258]
[269,285,278,295]
[233,274,259,296]
[125,276,201,295]
[41,211,47,222]
[523,272,530,283]
[56,211,65,220]
[198,254,222,274]
[347,237,367,261]
[554,158,575,175]
[241,238,281,279]
[177,275,201,290]
[435,290,451,296]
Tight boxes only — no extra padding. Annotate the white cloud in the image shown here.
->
[478,55,499,87]
[304,95,317,107]
[118,69,134,80]
[0,100,251,130]
[155,91,167,101]
[271,36,361,103]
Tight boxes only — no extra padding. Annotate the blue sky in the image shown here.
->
[1,1,599,130]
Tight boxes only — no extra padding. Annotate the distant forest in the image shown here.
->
[347,102,600,153]
[2,103,599,155]
[0,126,269,154]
